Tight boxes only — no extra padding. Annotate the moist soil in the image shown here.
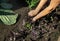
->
[0,0,60,41]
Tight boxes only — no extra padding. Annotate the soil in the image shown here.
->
[0,0,60,41]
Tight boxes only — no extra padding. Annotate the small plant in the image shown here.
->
[26,0,39,9]
[24,22,32,30]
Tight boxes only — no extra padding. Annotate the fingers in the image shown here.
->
[28,10,37,16]
[32,7,51,21]
[28,0,47,16]
[32,0,59,22]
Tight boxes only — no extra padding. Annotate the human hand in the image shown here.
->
[28,0,60,22]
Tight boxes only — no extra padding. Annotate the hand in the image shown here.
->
[28,0,60,22]
[28,10,38,16]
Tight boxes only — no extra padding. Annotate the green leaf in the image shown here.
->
[0,9,15,14]
[0,14,18,25]
[1,3,13,9]
[0,9,18,25]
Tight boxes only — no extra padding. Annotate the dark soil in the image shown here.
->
[0,0,60,41]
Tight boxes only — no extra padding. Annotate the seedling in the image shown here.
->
[24,22,32,30]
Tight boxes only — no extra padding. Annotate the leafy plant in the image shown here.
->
[0,3,13,9]
[0,9,18,25]
[0,0,13,9]
[0,0,18,25]
[26,0,39,9]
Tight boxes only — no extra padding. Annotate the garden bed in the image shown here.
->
[0,0,60,41]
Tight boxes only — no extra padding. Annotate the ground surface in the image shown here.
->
[0,0,60,41]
